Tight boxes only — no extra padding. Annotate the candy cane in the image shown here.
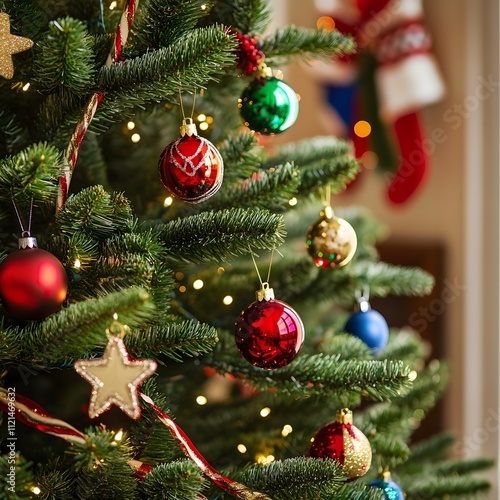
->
[140,393,272,500]
[56,0,139,212]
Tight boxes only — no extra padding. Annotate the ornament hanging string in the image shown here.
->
[322,183,332,208]
[11,197,33,236]
[179,85,197,121]
[248,245,281,287]
[0,387,270,499]
[56,0,139,212]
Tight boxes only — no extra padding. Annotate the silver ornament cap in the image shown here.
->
[18,232,37,249]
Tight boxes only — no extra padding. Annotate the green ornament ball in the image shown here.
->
[239,76,299,135]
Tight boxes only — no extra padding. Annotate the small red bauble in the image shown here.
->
[159,118,224,203]
[234,283,305,370]
[310,408,372,480]
[0,236,68,320]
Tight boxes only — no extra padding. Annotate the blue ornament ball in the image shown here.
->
[368,477,405,500]
[344,309,389,353]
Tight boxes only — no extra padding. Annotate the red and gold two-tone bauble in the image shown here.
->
[0,234,68,320]
[234,282,305,370]
[159,118,224,203]
[310,408,372,480]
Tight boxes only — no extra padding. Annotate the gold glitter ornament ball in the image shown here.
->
[306,205,357,268]
[309,408,372,480]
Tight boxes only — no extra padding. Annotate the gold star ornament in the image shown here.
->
[0,12,33,79]
[75,336,157,420]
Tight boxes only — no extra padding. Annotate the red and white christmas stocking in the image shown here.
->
[314,0,445,204]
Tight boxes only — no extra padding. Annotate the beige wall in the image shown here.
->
[272,0,499,495]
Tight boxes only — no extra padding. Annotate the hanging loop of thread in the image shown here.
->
[322,184,332,207]
[179,86,198,121]
[12,198,33,237]
[248,245,282,288]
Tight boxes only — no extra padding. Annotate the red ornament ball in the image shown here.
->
[159,121,223,203]
[234,285,304,370]
[310,408,372,480]
[0,244,68,320]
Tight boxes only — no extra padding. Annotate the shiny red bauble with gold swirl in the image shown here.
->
[0,237,68,320]
[159,119,224,203]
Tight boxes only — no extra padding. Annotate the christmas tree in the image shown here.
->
[0,1,493,499]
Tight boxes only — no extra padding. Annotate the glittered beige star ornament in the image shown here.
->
[75,336,157,419]
[0,13,33,79]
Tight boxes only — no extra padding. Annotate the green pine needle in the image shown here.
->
[67,427,137,500]
[32,17,96,95]
[17,287,156,364]
[56,186,134,240]
[261,26,356,62]
[158,208,286,264]
[233,457,382,500]
[0,143,63,203]
[138,460,208,500]
[204,162,301,212]
[97,26,237,123]
[125,320,219,363]
[204,0,271,34]
[405,476,492,499]
[212,353,411,402]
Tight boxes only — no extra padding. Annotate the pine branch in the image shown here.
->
[369,434,411,468]
[125,320,219,363]
[211,353,411,402]
[0,453,35,497]
[434,458,496,477]
[32,17,96,95]
[268,258,434,308]
[232,457,382,500]
[138,460,208,499]
[130,379,179,465]
[217,131,264,182]
[320,332,373,360]
[83,232,173,300]
[350,261,435,297]
[265,136,359,197]
[56,186,134,240]
[378,330,428,366]
[77,132,111,188]
[67,427,137,500]
[157,208,286,264]
[33,87,86,144]
[2,0,54,40]
[0,319,22,363]
[0,142,63,203]
[17,287,156,364]
[34,458,76,499]
[404,476,491,499]
[95,26,237,125]
[260,26,356,63]
[203,162,301,212]
[0,110,28,157]
[133,0,209,49]
[407,433,455,464]
[203,0,271,34]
